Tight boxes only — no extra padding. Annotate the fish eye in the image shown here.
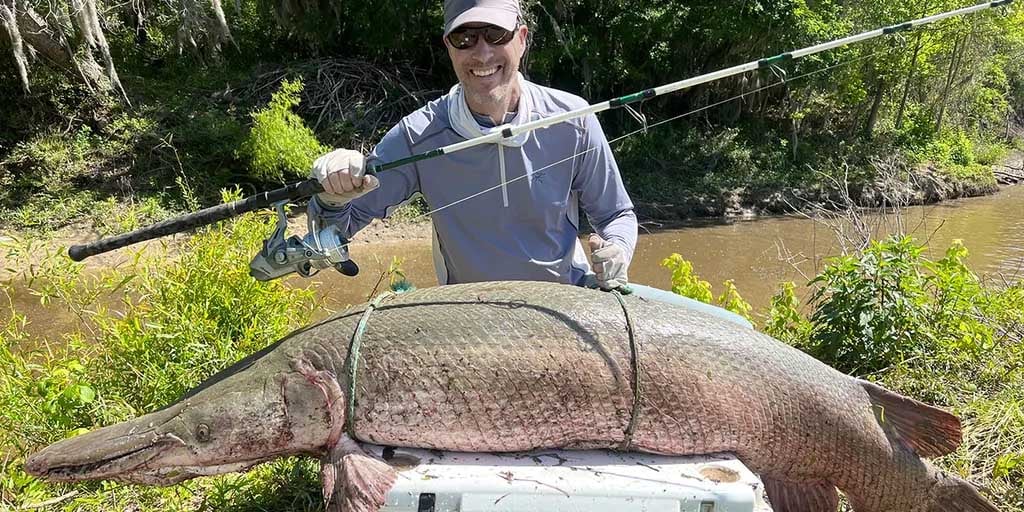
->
[196,423,211,443]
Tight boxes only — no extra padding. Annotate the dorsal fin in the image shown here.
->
[860,380,961,457]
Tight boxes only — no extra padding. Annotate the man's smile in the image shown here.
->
[470,66,501,77]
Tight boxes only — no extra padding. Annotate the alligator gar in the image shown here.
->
[25,281,997,512]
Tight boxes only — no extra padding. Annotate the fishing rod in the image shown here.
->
[68,0,1016,274]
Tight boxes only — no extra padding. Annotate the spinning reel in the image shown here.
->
[248,201,359,281]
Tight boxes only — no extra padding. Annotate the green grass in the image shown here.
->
[1,190,324,510]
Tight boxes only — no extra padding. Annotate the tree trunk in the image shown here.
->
[864,76,885,139]
[936,32,966,132]
[790,117,800,160]
[16,4,110,91]
[895,32,923,130]
[0,0,29,92]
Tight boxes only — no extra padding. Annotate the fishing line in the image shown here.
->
[401,47,893,224]
[360,0,1014,176]
[64,0,1014,263]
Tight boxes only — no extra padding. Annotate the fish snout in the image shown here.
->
[23,451,49,477]
[23,405,184,482]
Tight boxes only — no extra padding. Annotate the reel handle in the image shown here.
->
[335,259,359,277]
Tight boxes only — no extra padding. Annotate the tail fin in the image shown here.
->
[927,472,1001,512]
[860,380,961,457]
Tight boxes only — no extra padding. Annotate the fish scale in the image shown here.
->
[26,281,997,512]
[301,281,984,511]
[349,284,635,452]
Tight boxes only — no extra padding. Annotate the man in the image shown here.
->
[307,0,751,328]
[308,0,634,290]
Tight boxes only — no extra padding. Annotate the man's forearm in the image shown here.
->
[594,209,638,260]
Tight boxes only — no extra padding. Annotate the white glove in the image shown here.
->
[588,234,629,290]
[311,149,380,208]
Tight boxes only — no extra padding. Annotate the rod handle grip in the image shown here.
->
[68,179,324,261]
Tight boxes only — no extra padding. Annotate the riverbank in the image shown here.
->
[3,149,1022,278]
[631,149,1024,221]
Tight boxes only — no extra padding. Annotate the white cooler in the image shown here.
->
[368,446,772,512]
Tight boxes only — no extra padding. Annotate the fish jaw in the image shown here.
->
[25,357,345,484]
[24,403,193,484]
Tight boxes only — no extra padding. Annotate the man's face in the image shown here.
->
[445,22,528,108]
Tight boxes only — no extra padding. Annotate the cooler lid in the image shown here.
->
[365,446,771,512]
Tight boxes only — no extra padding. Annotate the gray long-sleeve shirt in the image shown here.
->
[309,79,637,285]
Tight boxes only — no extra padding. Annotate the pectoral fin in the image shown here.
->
[321,435,398,512]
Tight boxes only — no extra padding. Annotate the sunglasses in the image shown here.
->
[446,24,517,50]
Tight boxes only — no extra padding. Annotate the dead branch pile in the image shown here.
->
[238,58,442,149]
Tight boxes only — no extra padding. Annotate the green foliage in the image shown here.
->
[662,253,752,320]
[92,196,174,235]
[2,126,95,197]
[784,235,1022,390]
[0,189,321,509]
[662,254,713,303]
[968,60,1013,132]
[919,129,977,168]
[925,240,994,354]
[973,139,1010,166]
[617,126,795,203]
[717,280,753,320]
[27,358,98,430]
[762,281,814,343]
[239,79,328,181]
[805,236,932,375]
[995,453,1024,480]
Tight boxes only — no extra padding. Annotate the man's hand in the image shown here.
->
[311,149,380,208]
[588,234,629,290]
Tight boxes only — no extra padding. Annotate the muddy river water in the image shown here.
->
[5,184,1024,338]
[312,184,1024,314]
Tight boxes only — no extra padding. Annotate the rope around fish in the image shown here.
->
[341,289,645,450]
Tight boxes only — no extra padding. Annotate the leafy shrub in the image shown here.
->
[928,129,976,167]
[717,280,752,320]
[617,126,792,201]
[662,253,713,303]
[239,79,328,181]
[92,196,173,235]
[926,240,994,354]
[762,281,813,343]
[895,103,939,148]
[973,139,1010,166]
[662,253,752,320]
[804,236,932,375]
[799,236,1022,381]
[2,126,95,196]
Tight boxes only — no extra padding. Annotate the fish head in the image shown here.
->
[25,357,344,485]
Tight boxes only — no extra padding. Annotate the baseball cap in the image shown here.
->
[443,0,521,36]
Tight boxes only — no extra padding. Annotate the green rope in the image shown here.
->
[582,274,634,295]
[345,291,394,440]
[611,289,642,451]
